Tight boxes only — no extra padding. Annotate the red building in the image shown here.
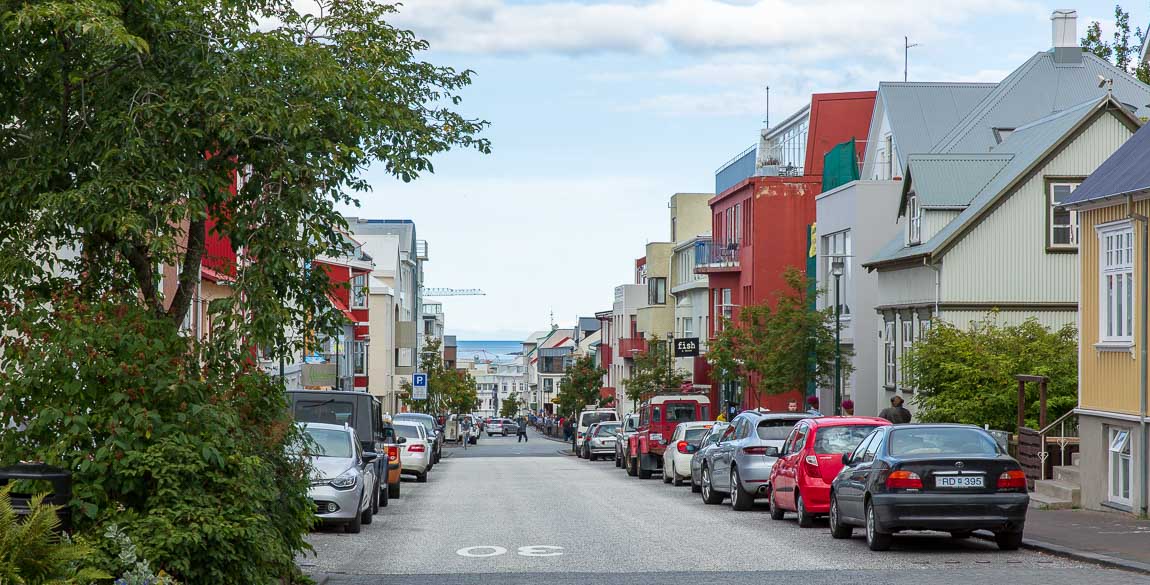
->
[314,240,373,391]
[700,91,875,412]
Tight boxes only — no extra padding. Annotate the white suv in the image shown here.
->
[575,408,618,457]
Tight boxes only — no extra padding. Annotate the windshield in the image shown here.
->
[889,428,1001,457]
[580,412,617,427]
[756,419,798,441]
[813,425,882,454]
[305,428,353,458]
[684,428,709,443]
[294,400,355,426]
[394,424,422,440]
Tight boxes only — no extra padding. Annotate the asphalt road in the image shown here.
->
[301,429,1148,585]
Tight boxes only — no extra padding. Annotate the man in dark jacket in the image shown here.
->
[879,395,913,424]
[517,417,529,442]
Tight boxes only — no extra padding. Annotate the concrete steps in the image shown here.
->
[1029,491,1077,510]
[1031,460,1081,510]
[1053,464,1080,484]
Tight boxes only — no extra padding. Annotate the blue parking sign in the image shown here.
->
[412,373,428,400]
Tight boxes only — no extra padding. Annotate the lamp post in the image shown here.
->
[831,256,845,416]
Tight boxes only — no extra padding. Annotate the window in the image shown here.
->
[919,314,932,339]
[1049,182,1081,249]
[352,341,367,375]
[850,433,874,463]
[351,274,368,309]
[900,319,914,390]
[1098,223,1135,343]
[648,277,667,305]
[864,432,881,462]
[671,217,677,242]
[822,230,851,318]
[733,203,742,246]
[1109,427,1132,506]
[683,317,694,338]
[721,288,733,321]
[907,193,921,245]
[883,133,894,180]
[883,319,896,387]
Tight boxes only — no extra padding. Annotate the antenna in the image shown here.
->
[763,85,770,127]
[904,36,920,82]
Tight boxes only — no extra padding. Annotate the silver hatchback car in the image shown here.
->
[690,422,730,493]
[698,411,813,510]
[302,422,379,534]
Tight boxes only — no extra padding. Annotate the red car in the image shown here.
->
[767,416,891,527]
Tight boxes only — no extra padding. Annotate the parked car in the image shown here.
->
[614,413,639,469]
[576,408,619,455]
[767,416,890,526]
[628,394,710,478]
[289,390,390,506]
[394,412,443,463]
[301,422,378,534]
[487,419,505,436]
[690,422,730,493]
[380,415,405,501]
[393,422,432,482]
[582,421,621,460]
[829,424,1029,551]
[698,411,812,509]
[662,421,714,486]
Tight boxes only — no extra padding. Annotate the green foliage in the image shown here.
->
[400,338,478,415]
[902,315,1077,430]
[556,355,609,418]
[709,268,849,400]
[0,297,315,584]
[102,524,177,585]
[624,338,690,404]
[499,395,521,419]
[1081,5,1150,84]
[0,485,109,585]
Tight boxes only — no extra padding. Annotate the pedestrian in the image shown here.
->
[563,418,573,441]
[879,395,912,424]
[517,416,529,442]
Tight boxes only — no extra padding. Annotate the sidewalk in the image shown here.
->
[981,508,1150,573]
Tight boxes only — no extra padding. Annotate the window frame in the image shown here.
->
[1108,426,1133,506]
[1097,221,1135,345]
[648,277,667,305]
[351,273,369,309]
[352,340,367,376]
[1045,177,1084,253]
[822,229,852,320]
[900,317,914,392]
[907,192,921,245]
[883,318,896,389]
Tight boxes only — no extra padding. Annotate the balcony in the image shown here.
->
[617,337,648,358]
[694,240,741,273]
[416,240,429,261]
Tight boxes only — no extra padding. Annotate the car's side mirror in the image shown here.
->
[764,446,780,458]
[362,452,380,464]
[686,444,699,454]
[396,437,407,444]
[841,453,852,466]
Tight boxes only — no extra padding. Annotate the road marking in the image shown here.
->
[456,546,508,558]
[517,545,563,557]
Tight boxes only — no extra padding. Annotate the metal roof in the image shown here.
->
[1064,121,1150,207]
[932,51,1150,155]
[901,154,1012,210]
[878,82,997,170]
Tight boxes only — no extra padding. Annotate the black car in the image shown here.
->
[829,424,1029,551]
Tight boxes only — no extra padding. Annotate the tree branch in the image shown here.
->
[166,217,206,327]
[123,242,162,317]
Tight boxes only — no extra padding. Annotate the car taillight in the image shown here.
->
[677,441,689,454]
[997,469,1027,491]
[886,470,922,490]
[387,446,399,462]
[742,446,768,455]
[408,444,426,453]
[803,455,821,474]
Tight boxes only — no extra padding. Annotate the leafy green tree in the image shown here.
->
[1082,4,1150,83]
[902,316,1077,430]
[400,337,478,414]
[556,354,609,418]
[499,394,521,419]
[624,338,690,404]
[0,0,486,581]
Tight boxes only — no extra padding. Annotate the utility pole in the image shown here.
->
[904,36,920,82]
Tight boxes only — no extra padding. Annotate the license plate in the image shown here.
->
[936,475,984,488]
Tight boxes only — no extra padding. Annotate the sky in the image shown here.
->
[339,0,1147,341]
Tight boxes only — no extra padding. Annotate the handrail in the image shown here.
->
[1036,409,1079,481]
[1038,409,1076,436]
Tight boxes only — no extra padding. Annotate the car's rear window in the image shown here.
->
[889,427,1000,457]
[581,412,617,426]
[396,415,435,433]
[684,428,709,442]
[394,424,422,440]
[305,428,353,458]
[813,425,881,454]
[664,403,698,423]
[595,424,620,436]
[756,419,798,440]
[294,400,355,425]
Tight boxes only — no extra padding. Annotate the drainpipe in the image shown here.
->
[1129,194,1148,517]
[924,257,940,317]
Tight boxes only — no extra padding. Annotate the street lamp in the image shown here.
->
[831,256,845,416]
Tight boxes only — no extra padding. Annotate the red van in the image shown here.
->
[628,394,711,479]
[767,416,890,526]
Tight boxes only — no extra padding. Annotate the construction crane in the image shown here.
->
[422,287,486,297]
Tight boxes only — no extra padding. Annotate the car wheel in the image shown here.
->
[417,471,428,483]
[615,449,623,468]
[829,493,852,539]
[626,454,638,477]
[865,500,892,551]
[690,470,702,493]
[769,487,786,520]
[378,478,388,509]
[388,480,401,499]
[950,531,973,540]
[673,463,685,487]
[796,491,813,527]
[701,467,724,505]
[589,453,598,461]
[995,530,1024,551]
[637,456,652,479]
[345,491,364,534]
[730,468,751,511]
[662,464,673,483]
[363,489,376,525]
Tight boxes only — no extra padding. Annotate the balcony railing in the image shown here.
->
[694,240,741,273]
[617,337,647,358]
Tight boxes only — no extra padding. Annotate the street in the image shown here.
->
[301,430,1149,585]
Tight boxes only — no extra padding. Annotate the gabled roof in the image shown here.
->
[868,96,1137,268]
[878,82,997,170]
[899,153,1012,211]
[932,51,1150,155]
[1065,121,1150,208]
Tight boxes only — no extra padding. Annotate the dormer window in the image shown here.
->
[993,128,1015,144]
[907,193,922,245]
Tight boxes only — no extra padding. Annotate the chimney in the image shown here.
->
[1051,9,1082,64]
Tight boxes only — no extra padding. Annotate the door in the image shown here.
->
[772,425,800,509]
[780,425,809,510]
[712,423,738,490]
[838,430,880,521]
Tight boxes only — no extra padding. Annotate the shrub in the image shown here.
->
[0,485,109,585]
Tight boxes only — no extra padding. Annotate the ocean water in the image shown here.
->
[457,340,522,363]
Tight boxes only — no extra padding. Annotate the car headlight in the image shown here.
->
[329,469,358,490]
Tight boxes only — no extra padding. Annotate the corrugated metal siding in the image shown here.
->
[922,210,960,243]
[942,113,1133,303]
[875,264,937,307]
[939,309,1075,330]
[1080,203,1145,415]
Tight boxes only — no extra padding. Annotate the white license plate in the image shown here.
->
[936,475,984,488]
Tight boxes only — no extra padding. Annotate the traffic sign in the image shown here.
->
[412,372,428,400]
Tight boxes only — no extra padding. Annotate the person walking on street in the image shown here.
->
[517,417,529,442]
[879,395,913,424]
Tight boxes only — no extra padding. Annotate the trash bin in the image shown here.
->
[0,464,72,531]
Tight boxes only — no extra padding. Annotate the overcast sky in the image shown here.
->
[339,0,1144,341]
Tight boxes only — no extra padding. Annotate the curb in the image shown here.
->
[973,531,1150,575]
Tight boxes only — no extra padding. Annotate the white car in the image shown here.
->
[575,408,618,454]
[662,421,716,486]
[394,422,432,482]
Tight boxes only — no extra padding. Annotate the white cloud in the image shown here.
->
[392,0,1036,58]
